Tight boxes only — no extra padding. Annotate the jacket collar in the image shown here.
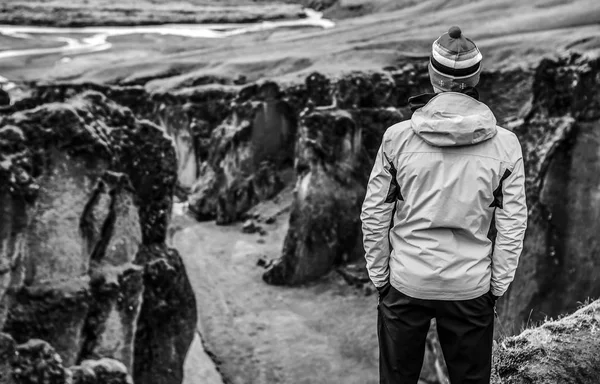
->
[408,87,480,112]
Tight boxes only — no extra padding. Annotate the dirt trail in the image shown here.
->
[173,210,384,384]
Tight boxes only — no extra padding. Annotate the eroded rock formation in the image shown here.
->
[4,54,597,357]
[0,92,196,383]
[187,81,296,224]
[496,54,600,333]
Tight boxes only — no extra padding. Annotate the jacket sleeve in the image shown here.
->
[491,146,528,297]
[360,138,397,288]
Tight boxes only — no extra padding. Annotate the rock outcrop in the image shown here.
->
[0,92,196,383]
[496,54,600,333]
[492,299,600,383]
[187,81,296,224]
[263,103,404,284]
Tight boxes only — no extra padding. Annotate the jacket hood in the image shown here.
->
[410,92,497,147]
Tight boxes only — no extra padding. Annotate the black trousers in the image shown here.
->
[378,286,495,384]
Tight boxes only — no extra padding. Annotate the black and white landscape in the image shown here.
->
[1,1,600,383]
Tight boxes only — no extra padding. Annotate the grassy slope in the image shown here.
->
[1,0,598,88]
[491,299,600,383]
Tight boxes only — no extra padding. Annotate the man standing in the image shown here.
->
[360,26,528,384]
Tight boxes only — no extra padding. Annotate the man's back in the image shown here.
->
[369,91,526,300]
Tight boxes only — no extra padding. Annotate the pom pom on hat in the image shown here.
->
[429,26,483,92]
[448,26,462,39]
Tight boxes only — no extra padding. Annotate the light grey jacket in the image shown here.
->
[361,92,527,300]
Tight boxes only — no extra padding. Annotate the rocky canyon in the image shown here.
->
[1,0,600,383]
[3,51,598,383]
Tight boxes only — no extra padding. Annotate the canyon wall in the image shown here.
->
[9,53,599,338]
[498,54,600,332]
[0,92,196,383]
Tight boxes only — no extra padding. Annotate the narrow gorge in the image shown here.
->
[1,51,599,383]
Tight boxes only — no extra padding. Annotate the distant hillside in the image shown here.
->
[0,0,599,87]
[0,0,312,26]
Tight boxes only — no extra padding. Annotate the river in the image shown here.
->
[0,9,334,93]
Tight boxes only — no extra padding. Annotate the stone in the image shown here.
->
[0,89,9,106]
[70,364,97,384]
[305,72,332,107]
[81,263,144,372]
[4,279,90,367]
[256,257,273,269]
[0,333,16,384]
[242,220,260,234]
[79,358,132,384]
[12,339,68,384]
[133,244,197,384]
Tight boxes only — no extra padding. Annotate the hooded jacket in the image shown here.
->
[360,92,527,300]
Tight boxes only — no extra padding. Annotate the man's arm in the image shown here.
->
[491,146,528,297]
[360,138,397,289]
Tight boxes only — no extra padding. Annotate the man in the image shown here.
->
[360,26,528,384]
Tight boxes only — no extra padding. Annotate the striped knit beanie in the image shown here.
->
[429,26,482,92]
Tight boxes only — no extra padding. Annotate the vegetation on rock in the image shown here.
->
[0,92,196,384]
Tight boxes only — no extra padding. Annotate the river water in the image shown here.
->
[0,9,334,92]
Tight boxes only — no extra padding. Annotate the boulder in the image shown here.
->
[76,358,132,384]
[12,339,68,384]
[242,220,261,234]
[9,338,134,384]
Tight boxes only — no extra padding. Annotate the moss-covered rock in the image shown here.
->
[12,339,68,384]
[492,299,600,383]
[0,91,195,384]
